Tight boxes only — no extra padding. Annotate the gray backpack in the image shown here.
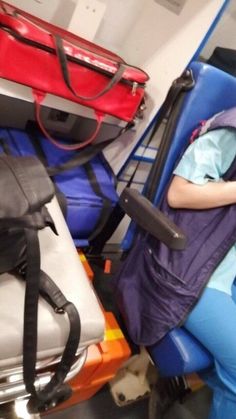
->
[0,154,81,413]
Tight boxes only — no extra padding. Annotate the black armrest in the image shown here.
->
[119,188,186,250]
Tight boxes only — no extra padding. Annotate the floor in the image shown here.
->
[164,386,212,419]
[48,385,149,419]
[48,383,212,419]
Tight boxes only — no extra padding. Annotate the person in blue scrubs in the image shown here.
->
[167,127,236,419]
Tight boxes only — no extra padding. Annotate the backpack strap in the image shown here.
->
[22,227,41,401]
[26,270,81,413]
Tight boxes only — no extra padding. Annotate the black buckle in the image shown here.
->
[174,69,195,91]
[27,384,72,414]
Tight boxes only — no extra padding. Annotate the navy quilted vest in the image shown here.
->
[114,107,236,346]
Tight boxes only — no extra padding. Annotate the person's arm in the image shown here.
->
[167,175,236,209]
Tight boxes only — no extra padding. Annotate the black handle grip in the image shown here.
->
[120,188,186,250]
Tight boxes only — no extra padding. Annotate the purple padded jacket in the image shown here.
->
[114,107,236,346]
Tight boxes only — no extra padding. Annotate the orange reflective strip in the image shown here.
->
[104,259,112,274]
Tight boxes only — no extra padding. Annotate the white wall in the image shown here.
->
[6,0,76,28]
[201,0,236,59]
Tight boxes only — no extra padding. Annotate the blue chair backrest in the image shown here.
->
[122,61,236,250]
[153,60,236,203]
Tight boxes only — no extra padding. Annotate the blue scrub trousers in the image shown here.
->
[184,283,236,419]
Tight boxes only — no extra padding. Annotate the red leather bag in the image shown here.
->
[0,1,149,149]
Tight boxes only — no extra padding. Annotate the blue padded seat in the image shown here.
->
[148,328,213,377]
[154,61,236,205]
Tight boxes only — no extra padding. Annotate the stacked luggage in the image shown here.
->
[0,1,149,415]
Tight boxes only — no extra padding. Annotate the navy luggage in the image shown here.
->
[0,127,118,247]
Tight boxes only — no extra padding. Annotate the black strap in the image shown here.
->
[48,134,119,176]
[141,70,195,197]
[26,270,81,412]
[144,93,187,202]
[26,121,132,176]
[83,162,113,242]
[20,204,80,413]
[87,69,195,254]
[138,69,195,153]
[54,35,126,101]
[0,137,11,155]
[87,202,125,254]
[23,228,41,396]
[25,124,48,167]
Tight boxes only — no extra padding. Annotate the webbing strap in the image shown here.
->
[23,228,41,396]
[26,121,131,177]
[27,270,81,412]
[83,162,113,242]
[88,69,195,254]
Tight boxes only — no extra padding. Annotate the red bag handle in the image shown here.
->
[54,35,127,101]
[32,90,105,151]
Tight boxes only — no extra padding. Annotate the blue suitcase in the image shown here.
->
[0,127,118,247]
